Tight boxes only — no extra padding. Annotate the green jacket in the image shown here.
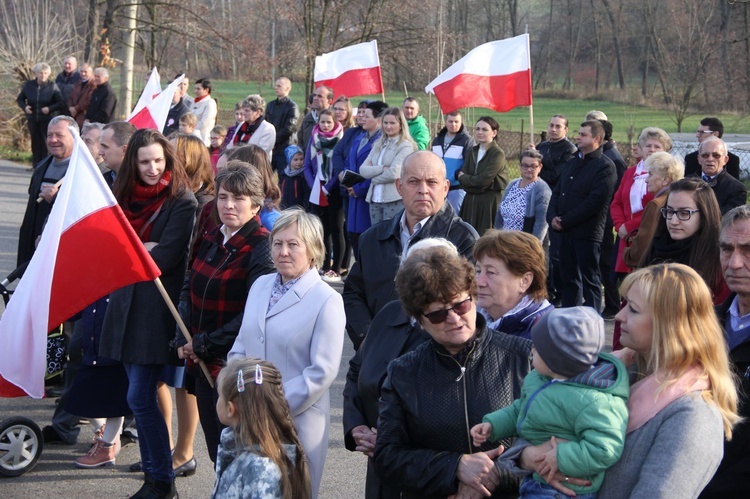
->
[483,352,629,493]
[407,116,430,150]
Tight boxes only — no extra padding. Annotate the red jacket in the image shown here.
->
[610,163,654,273]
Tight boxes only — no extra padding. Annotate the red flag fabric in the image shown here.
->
[0,127,161,398]
[127,67,161,121]
[425,34,532,114]
[314,41,383,97]
[127,74,184,131]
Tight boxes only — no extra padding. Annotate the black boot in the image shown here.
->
[128,472,155,499]
[144,480,178,499]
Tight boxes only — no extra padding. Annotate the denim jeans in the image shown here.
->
[519,476,597,499]
[123,363,174,483]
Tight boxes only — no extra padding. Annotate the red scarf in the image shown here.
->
[121,170,172,242]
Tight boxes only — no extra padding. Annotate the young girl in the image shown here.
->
[213,358,311,499]
[279,145,310,210]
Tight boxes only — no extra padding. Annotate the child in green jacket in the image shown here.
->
[471,307,629,498]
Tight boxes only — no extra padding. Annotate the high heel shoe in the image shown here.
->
[172,457,197,477]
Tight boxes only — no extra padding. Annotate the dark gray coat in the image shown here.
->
[100,189,197,365]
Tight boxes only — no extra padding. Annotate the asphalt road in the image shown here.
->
[0,159,367,498]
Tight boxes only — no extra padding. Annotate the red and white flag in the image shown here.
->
[314,41,383,97]
[425,34,532,114]
[127,67,162,121]
[128,74,184,131]
[0,127,161,398]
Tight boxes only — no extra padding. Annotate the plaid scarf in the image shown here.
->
[121,170,172,241]
[309,121,344,182]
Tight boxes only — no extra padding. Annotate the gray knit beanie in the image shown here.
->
[530,307,605,378]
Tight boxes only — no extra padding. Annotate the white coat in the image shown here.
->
[228,268,345,499]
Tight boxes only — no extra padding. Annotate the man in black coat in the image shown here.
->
[685,117,741,179]
[693,137,747,215]
[700,206,750,498]
[55,56,81,109]
[343,151,479,349]
[85,67,118,124]
[265,77,299,172]
[547,120,617,310]
[162,74,189,136]
[18,116,77,268]
[532,115,578,189]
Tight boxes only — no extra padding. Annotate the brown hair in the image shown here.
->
[333,96,355,129]
[113,128,189,202]
[218,358,311,499]
[226,145,281,207]
[174,134,215,196]
[473,230,547,300]
[395,246,477,319]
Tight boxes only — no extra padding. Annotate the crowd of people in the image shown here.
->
[12,57,750,499]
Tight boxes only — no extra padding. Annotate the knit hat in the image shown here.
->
[530,307,605,378]
[284,145,303,166]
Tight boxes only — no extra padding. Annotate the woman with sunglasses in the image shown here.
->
[373,245,532,498]
[639,177,729,304]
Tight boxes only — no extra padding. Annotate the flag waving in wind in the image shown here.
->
[128,74,184,131]
[425,34,532,114]
[314,41,383,97]
[127,68,162,122]
[0,126,161,398]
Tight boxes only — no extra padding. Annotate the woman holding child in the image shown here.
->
[518,263,739,499]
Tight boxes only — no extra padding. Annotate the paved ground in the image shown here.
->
[0,159,367,497]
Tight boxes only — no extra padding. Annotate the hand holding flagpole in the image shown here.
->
[152,277,214,388]
[36,178,64,203]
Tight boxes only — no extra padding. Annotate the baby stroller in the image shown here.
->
[0,262,44,477]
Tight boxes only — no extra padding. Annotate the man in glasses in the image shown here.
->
[343,150,478,350]
[693,136,746,214]
[685,117,740,179]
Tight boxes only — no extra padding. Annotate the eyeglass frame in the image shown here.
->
[421,297,473,324]
[661,207,701,221]
[696,129,714,135]
[699,152,725,160]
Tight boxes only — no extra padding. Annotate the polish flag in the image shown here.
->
[314,41,383,97]
[425,34,532,114]
[0,127,161,398]
[128,74,184,131]
[127,67,162,121]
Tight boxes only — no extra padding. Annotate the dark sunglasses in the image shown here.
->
[422,297,473,324]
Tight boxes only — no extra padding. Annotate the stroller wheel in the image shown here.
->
[0,417,44,477]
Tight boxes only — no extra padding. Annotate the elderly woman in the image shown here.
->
[459,116,508,236]
[17,62,65,165]
[519,263,739,499]
[623,152,684,269]
[494,150,551,241]
[229,94,276,157]
[474,230,553,338]
[610,127,673,275]
[173,162,275,464]
[228,208,345,499]
[343,238,456,499]
[373,246,532,498]
[100,129,197,498]
[360,106,417,224]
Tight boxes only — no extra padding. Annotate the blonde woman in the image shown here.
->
[520,263,740,499]
[360,107,417,225]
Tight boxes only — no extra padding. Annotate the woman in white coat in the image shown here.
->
[228,207,345,499]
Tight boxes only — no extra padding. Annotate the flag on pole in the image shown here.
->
[127,67,162,121]
[0,127,161,398]
[128,74,184,131]
[425,34,532,114]
[314,41,383,97]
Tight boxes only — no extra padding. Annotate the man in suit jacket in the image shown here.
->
[685,117,741,179]
[693,137,747,215]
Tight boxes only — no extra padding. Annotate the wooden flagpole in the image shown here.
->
[37,178,64,203]
[153,276,214,388]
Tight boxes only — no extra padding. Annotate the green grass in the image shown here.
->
[206,79,750,143]
[0,145,32,164]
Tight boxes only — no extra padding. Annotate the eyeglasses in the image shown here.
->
[661,207,700,221]
[422,297,473,324]
[696,130,714,135]
[699,152,724,159]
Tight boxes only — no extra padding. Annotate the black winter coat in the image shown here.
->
[700,294,750,498]
[163,98,189,136]
[547,147,617,242]
[17,79,65,122]
[86,82,117,123]
[100,189,198,365]
[536,138,577,188]
[373,316,532,498]
[690,170,748,215]
[17,156,63,267]
[343,203,478,349]
[265,96,299,154]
